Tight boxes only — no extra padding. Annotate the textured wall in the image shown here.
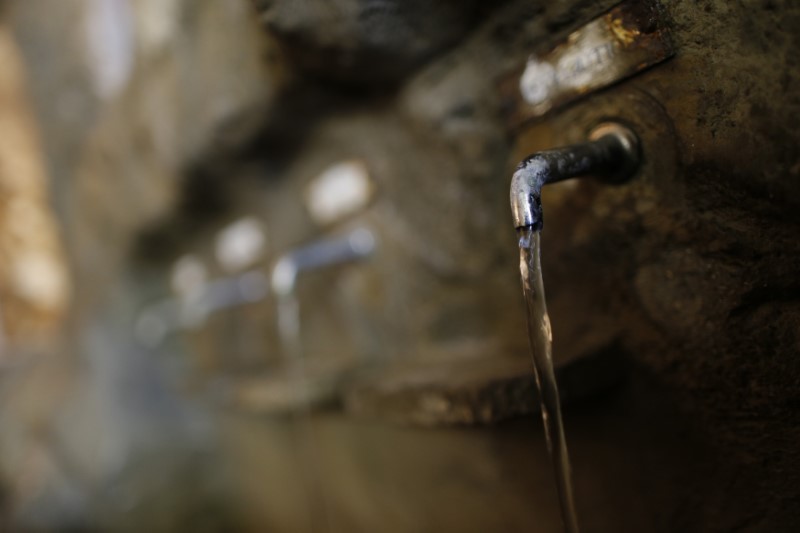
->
[0,0,798,530]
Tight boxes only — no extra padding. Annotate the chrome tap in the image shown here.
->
[510,123,640,231]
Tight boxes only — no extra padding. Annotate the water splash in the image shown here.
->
[518,228,580,533]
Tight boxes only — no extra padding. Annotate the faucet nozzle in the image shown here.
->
[510,122,640,230]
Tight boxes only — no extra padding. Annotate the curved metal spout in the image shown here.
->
[271,227,376,297]
[510,123,640,230]
[134,228,375,348]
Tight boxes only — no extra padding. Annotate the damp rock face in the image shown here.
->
[521,2,800,529]
[0,0,274,530]
[254,0,497,85]
[0,0,799,531]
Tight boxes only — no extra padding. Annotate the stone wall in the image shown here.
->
[0,0,798,530]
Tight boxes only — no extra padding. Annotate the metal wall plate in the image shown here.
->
[500,0,674,128]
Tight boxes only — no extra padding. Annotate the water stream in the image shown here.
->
[277,292,331,533]
[271,228,374,532]
[518,227,580,533]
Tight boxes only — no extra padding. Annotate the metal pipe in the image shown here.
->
[134,227,376,348]
[510,122,640,230]
[135,271,269,348]
[271,227,376,296]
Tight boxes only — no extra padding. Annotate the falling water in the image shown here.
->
[518,227,580,533]
[277,292,331,533]
[271,227,375,532]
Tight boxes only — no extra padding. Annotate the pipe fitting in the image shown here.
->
[510,122,640,230]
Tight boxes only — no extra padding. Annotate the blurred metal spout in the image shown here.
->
[134,228,376,348]
[271,227,376,296]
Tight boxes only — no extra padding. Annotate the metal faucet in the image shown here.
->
[135,227,376,348]
[135,271,269,348]
[510,122,640,231]
[271,227,376,297]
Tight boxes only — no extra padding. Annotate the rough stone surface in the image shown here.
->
[254,0,499,86]
[0,0,798,531]
[1,0,275,529]
[515,3,800,529]
[0,26,68,349]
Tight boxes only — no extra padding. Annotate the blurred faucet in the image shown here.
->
[134,227,376,348]
[510,122,640,231]
[271,227,376,297]
[271,227,376,366]
[269,227,375,533]
[135,271,269,348]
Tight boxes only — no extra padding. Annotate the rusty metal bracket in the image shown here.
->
[499,0,675,129]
